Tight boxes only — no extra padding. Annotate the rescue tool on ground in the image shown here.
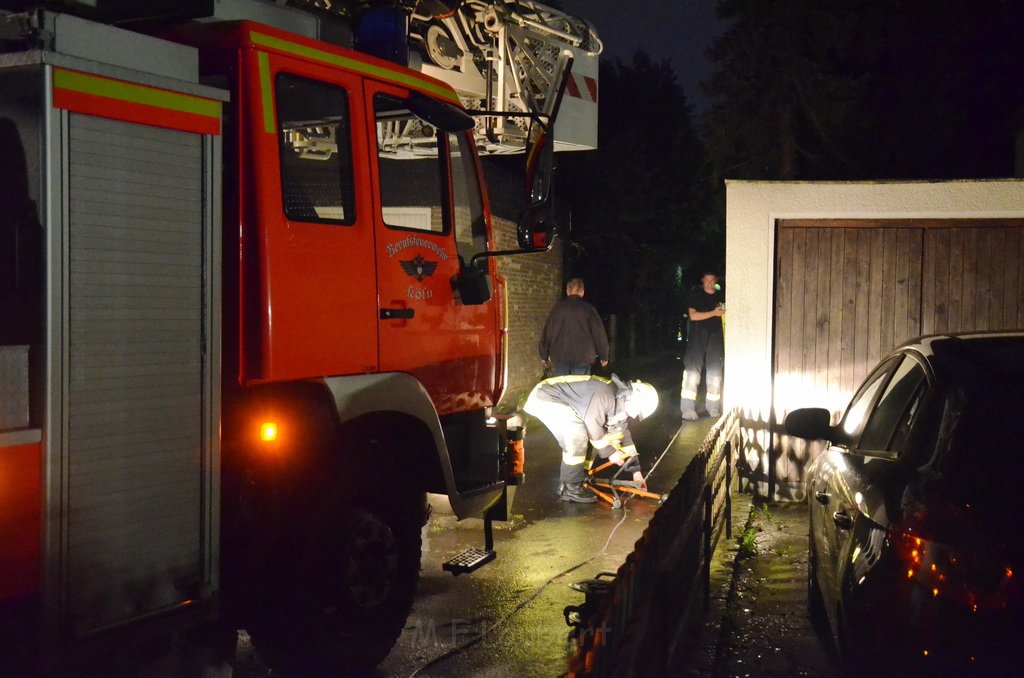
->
[0,0,599,673]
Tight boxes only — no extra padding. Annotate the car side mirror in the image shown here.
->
[784,407,835,441]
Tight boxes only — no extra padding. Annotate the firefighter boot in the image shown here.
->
[706,375,723,418]
[560,483,597,503]
[680,369,700,421]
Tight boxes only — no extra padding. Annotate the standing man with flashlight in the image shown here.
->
[680,271,725,421]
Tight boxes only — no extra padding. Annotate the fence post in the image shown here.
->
[725,440,733,539]
[768,409,777,502]
[702,482,712,610]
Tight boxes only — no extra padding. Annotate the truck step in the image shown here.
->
[442,548,495,575]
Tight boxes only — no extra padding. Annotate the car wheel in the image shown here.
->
[835,607,863,673]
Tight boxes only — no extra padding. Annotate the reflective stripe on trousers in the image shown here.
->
[681,369,723,403]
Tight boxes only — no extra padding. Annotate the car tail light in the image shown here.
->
[890,499,1020,613]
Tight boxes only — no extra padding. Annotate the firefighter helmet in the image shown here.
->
[626,381,659,421]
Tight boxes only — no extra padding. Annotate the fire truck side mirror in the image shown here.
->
[516,203,557,250]
[516,115,559,250]
[524,118,555,206]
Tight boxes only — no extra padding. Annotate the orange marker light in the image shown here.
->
[260,422,278,442]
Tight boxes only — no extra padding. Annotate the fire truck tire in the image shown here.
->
[245,481,426,674]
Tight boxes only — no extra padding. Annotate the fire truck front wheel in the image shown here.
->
[245,472,426,672]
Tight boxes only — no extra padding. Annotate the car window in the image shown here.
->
[859,357,927,454]
[940,375,1024,524]
[841,356,900,438]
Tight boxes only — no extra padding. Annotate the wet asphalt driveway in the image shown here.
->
[64,356,841,677]
[232,355,839,677]
[377,357,708,677]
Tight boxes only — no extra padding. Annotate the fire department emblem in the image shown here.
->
[400,254,438,282]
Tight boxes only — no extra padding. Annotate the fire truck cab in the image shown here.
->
[0,0,574,671]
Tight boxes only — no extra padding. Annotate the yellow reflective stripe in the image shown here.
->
[591,431,623,448]
[545,374,611,386]
[257,52,275,134]
[53,68,220,119]
[706,393,722,402]
[562,451,586,465]
[681,389,698,400]
[250,30,461,105]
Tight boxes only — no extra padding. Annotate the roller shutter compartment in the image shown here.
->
[64,113,207,635]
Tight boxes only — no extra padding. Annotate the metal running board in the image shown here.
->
[443,508,497,575]
[443,548,496,575]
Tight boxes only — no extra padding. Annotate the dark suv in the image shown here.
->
[786,332,1024,673]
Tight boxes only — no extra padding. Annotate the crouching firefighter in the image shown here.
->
[524,374,659,503]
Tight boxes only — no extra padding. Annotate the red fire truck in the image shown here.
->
[0,0,599,672]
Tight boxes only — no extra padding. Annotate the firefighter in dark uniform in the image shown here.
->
[680,271,725,421]
[524,374,659,503]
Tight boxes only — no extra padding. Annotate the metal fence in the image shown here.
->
[606,314,682,363]
[566,409,740,677]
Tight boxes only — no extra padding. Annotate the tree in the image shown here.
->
[702,0,1024,182]
[558,51,717,320]
[702,0,873,182]
[861,0,1024,179]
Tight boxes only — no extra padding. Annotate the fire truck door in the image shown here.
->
[245,52,378,380]
[366,83,498,412]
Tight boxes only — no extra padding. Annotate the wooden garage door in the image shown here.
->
[774,219,1024,418]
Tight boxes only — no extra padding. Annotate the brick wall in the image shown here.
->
[492,214,563,410]
[481,157,566,409]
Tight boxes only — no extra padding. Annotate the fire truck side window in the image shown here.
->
[275,73,355,224]
[374,94,447,233]
[449,131,487,261]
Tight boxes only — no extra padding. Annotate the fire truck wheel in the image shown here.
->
[246,485,426,673]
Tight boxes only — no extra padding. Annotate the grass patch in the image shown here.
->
[735,502,771,561]
[737,525,759,560]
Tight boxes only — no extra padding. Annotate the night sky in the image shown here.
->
[557,0,723,112]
